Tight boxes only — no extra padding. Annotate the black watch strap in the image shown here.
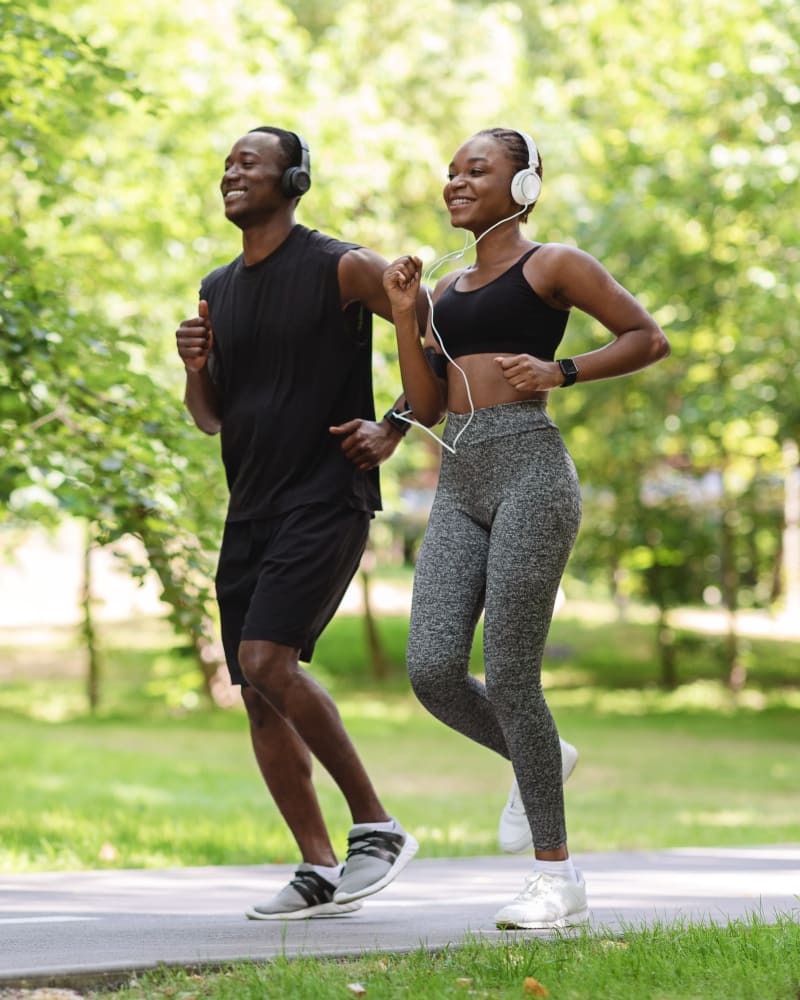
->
[558,358,579,387]
[383,403,412,436]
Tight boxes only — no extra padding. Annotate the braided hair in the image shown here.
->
[476,127,543,221]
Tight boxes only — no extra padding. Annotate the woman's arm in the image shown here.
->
[498,246,670,393]
[383,256,448,426]
[549,245,670,381]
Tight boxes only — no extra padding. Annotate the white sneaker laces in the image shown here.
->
[515,872,563,901]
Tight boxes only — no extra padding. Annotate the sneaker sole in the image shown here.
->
[245,900,362,921]
[496,907,590,930]
[333,833,419,904]
[498,743,579,854]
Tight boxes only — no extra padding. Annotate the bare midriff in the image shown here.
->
[445,352,549,414]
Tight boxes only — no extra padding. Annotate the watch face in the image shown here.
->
[559,358,578,385]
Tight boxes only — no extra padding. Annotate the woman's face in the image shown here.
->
[443,134,518,230]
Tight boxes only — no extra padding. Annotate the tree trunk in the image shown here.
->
[360,566,390,682]
[720,497,745,691]
[81,520,101,713]
[133,515,236,708]
[657,606,678,690]
[649,562,676,689]
[782,439,800,618]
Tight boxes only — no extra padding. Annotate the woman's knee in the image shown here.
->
[407,649,460,709]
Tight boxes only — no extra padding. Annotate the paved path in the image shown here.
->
[1,847,798,988]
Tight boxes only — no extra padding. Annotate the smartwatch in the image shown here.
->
[558,358,579,387]
[383,403,412,436]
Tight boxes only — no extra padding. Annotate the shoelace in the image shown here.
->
[515,872,564,901]
[345,829,404,863]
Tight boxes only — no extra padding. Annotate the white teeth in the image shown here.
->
[224,190,246,200]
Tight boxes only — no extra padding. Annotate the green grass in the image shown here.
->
[3,605,799,999]
[1,602,798,872]
[87,917,800,999]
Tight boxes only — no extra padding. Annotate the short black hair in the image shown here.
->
[248,126,302,172]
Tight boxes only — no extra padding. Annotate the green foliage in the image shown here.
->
[1,0,798,685]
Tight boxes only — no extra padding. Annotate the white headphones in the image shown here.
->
[509,130,542,207]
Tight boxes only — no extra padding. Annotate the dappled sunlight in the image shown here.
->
[109,783,173,807]
[558,602,656,626]
[541,666,595,688]
[413,823,497,851]
[338,698,416,722]
[679,809,772,829]
[29,774,68,793]
[549,680,800,716]
[24,692,87,723]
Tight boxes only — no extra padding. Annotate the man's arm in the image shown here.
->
[339,247,429,340]
[328,248,428,470]
[176,299,222,435]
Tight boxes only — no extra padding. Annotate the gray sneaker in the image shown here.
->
[333,820,419,904]
[245,864,362,920]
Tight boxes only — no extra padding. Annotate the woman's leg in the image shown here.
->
[482,434,582,853]
[406,497,511,758]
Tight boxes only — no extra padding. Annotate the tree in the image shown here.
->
[3,0,797,699]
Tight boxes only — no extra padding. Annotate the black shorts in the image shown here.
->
[215,504,372,685]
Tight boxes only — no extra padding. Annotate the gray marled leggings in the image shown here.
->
[407,401,582,851]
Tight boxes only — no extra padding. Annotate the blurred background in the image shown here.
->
[0,0,798,871]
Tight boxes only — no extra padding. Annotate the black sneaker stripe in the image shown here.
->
[289,870,336,908]
[345,830,404,864]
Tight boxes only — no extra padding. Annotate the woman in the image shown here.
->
[383,127,669,929]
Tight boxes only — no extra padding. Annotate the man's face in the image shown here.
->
[220,132,286,227]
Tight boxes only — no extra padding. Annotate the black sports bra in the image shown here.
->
[432,246,569,360]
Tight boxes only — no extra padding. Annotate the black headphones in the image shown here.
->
[282,133,311,198]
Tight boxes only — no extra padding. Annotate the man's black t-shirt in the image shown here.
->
[201,225,381,521]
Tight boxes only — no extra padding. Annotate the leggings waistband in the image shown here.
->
[443,400,556,448]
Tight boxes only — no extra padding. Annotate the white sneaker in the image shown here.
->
[498,739,579,854]
[494,870,589,930]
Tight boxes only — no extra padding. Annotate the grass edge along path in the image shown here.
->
[56,914,800,1000]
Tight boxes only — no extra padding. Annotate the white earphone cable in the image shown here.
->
[396,205,529,454]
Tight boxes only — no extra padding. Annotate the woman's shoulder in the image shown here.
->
[524,242,603,281]
[531,241,588,260]
[432,268,465,297]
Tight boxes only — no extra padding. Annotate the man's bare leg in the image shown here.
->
[239,640,390,836]
[241,685,339,866]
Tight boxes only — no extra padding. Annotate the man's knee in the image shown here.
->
[238,640,297,711]
[241,684,274,728]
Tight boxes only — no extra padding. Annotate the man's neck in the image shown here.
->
[240,215,297,266]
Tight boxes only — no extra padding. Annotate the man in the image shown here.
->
[175,126,420,920]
